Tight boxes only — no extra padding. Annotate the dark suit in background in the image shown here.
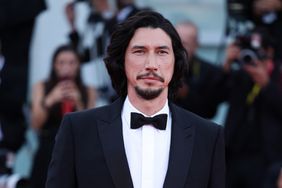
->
[214,60,282,188]
[175,56,222,119]
[0,0,46,152]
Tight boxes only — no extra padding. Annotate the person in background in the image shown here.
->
[214,27,282,188]
[46,10,225,188]
[65,0,114,62]
[0,0,46,162]
[65,0,115,105]
[174,21,222,119]
[106,0,149,34]
[227,0,282,59]
[30,44,96,188]
[250,0,282,59]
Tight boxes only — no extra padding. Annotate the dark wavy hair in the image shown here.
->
[104,10,188,99]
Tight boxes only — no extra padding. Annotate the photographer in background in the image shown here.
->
[215,27,282,188]
[227,0,282,59]
[250,0,282,59]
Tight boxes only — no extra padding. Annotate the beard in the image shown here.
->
[135,86,163,100]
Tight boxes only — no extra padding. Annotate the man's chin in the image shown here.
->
[135,86,163,100]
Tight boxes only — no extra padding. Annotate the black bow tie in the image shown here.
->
[130,112,168,130]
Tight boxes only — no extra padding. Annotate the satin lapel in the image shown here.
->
[163,104,195,188]
[97,98,133,188]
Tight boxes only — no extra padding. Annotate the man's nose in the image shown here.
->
[145,54,158,71]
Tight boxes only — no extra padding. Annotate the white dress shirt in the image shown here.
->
[122,96,172,188]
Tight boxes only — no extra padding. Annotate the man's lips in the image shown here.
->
[137,72,164,82]
[142,76,160,81]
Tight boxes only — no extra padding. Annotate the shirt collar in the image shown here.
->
[122,96,170,128]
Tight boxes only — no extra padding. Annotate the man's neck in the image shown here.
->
[127,93,168,116]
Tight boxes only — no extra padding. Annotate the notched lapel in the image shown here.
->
[97,99,133,188]
[163,105,195,188]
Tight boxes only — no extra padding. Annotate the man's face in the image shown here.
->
[125,27,175,100]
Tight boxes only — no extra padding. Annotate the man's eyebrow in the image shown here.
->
[131,45,145,49]
[131,45,170,49]
[158,45,170,50]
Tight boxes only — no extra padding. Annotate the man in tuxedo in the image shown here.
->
[46,10,225,188]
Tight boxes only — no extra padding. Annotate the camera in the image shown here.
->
[234,33,268,66]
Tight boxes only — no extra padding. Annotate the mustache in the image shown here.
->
[136,72,165,82]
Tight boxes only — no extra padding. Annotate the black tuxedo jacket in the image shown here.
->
[46,98,225,188]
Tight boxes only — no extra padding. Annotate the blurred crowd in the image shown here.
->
[0,0,282,187]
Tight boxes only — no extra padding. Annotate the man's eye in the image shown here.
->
[133,50,144,55]
[158,50,168,55]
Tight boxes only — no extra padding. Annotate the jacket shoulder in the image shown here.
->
[65,98,124,124]
[171,103,223,134]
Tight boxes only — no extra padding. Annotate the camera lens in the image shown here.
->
[239,49,258,65]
